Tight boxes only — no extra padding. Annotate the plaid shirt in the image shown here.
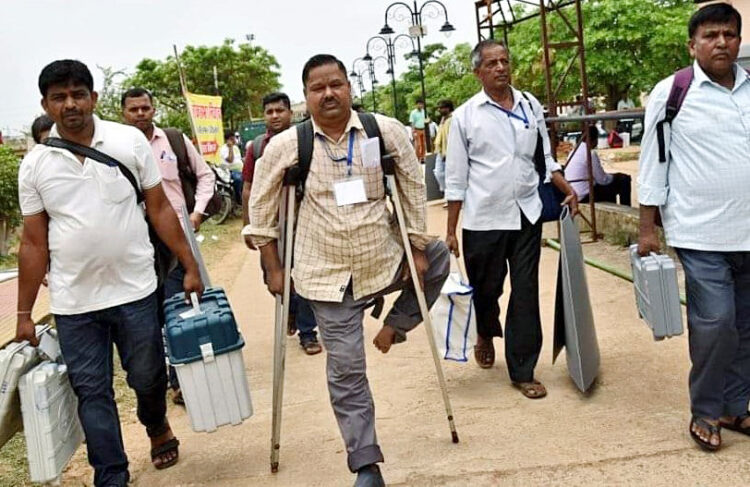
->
[249,111,433,302]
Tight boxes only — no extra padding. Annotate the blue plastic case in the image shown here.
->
[164,288,244,365]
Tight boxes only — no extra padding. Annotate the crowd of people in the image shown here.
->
[11,3,750,486]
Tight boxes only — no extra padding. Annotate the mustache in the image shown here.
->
[320,96,339,106]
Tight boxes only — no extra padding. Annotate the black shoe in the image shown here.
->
[354,464,385,487]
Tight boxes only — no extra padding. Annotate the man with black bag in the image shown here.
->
[122,87,217,402]
[444,40,577,399]
[16,60,202,486]
[249,54,450,486]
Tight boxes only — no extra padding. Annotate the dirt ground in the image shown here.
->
[9,156,750,485]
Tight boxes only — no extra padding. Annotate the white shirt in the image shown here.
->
[617,98,635,111]
[638,61,750,251]
[220,144,242,171]
[565,142,612,199]
[445,87,561,230]
[18,116,162,314]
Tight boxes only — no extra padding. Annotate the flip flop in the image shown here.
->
[690,416,721,452]
[512,380,548,399]
[720,412,750,436]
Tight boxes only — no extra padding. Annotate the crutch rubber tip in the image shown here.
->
[271,462,279,473]
[451,431,459,443]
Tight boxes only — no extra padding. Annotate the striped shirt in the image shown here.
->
[249,111,432,302]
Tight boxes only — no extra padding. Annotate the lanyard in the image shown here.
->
[318,129,356,177]
[490,101,529,128]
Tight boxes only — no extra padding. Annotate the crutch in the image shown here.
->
[270,167,300,473]
[383,156,459,444]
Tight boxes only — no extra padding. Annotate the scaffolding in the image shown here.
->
[474,0,602,240]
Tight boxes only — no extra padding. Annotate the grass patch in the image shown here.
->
[197,216,243,267]
[0,433,32,487]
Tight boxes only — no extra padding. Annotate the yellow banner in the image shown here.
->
[185,92,224,164]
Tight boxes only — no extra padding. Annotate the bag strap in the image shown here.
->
[295,119,315,198]
[357,112,390,195]
[252,133,266,163]
[43,137,143,203]
[293,113,389,199]
[520,92,547,179]
[656,66,693,163]
[163,128,196,212]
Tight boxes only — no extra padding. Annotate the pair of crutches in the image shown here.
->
[269,161,458,473]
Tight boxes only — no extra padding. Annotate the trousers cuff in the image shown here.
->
[347,444,384,472]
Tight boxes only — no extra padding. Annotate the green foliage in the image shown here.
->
[369,43,480,123]
[507,0,694,108]
[0,146,21,229]
[97,39,282,134]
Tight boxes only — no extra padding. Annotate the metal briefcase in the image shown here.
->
[629,245,683,340]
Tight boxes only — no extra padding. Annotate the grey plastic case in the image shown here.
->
[629,245,683,340]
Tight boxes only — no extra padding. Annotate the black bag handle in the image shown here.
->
[43,137,144,203]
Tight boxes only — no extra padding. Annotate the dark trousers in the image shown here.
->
[463,216,543,383]
[676,248,750,420]
[291,293,318,344]
[55,293,168,487]
[580,173,632,206]
[163,263,185,389]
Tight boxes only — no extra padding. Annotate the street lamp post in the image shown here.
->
[350,58,369,110]
[379,0,455,152]
[364,34,417,118]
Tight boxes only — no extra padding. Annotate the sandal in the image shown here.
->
[147,421,180,470]
[512,380,548,399]
[473,340,495,369]
[690,416,721,452]
[720,412,750,436]
[151,437,180,470]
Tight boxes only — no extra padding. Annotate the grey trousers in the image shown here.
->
[309,240,450,472]
[676,248,750,419]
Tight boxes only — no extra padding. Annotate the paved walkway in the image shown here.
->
[113,205,750,486]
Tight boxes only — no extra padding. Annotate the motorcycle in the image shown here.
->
[207,165,242,225]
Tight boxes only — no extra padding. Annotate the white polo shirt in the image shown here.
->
[18,116,162,315]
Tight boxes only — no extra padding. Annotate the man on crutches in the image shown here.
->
[248,54,452,486]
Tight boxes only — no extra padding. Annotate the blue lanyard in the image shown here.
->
[490,101,529,128]
[318,129,356,176]
[346,129,355,177]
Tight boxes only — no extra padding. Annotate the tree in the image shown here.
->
[99,39,282,134]
[507,0,694,109]
[369,43,479,123]
[0,146,21,256]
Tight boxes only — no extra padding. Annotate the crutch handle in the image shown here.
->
[283,165,301,186]
[381,154,396,175]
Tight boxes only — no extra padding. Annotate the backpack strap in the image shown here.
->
[293,113,390,199]
[656,66,693,163]
[295,119,315,199]
[252,133,266,163]
[163,128,197,212]
[357,112,390,195]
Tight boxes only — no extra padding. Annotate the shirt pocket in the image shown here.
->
[159,156,180,182]
[93,164,134,204]
[515,125,539,162]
